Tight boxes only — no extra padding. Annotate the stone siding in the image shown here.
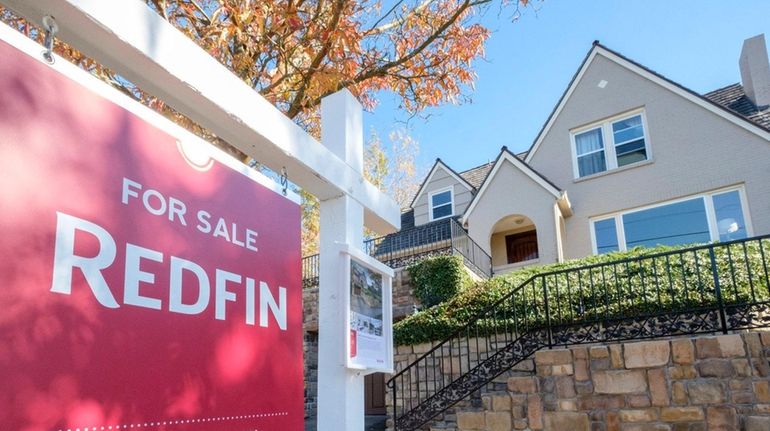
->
[389,332,770,431]
[304,331,318,421]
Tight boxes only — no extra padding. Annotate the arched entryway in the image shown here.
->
[489,215,539,274]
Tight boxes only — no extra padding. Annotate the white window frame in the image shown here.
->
[589,185,753,254]
[570,108,651,179]
[428,186,455,221]
[572,126,607,178]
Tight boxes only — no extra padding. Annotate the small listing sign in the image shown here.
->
[341,245,394,372]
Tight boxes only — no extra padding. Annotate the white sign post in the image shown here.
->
[317,90,383,431]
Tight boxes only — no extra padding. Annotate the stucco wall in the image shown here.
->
[465,160,560,265]
[527,53,770,260]
[414,166,473,226]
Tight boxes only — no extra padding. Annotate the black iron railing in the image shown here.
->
[449,219,492,279]
[302,254,319,289]
[302,218,492,286]
[388,235,770,430]
[364,218,454,269]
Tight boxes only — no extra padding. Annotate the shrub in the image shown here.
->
[408,255,471,308]
[394,239,770,346]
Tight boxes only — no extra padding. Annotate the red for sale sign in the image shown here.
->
[0,32,303,431]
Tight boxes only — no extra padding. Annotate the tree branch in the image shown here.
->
[286,0,348,117]
[368,0,435,34]
[308,0,489,109]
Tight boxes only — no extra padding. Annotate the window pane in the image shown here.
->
[612,115,642,133]
[432,203,452,219]
[577,151,607,177]
[612,115,644,143]
[615,139,645,155]
[613,126,644,144]
[616,139,647,167]
[431,190,451,206]
[575,128,604,155]
[622,198,710,249]
[594,218,619,254]
[713,191,747,241]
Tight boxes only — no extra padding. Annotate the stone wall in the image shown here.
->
[392,268,419,319]
[303,285,320,423]
[389,332,770,431]
[304,331,318,421]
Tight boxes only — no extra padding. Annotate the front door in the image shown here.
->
[364,373,387,415]
[506,230,539,264]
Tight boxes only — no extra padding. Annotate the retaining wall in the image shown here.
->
[389,331,770,431]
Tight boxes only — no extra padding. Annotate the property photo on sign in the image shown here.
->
[348,258,387,369]
[0,31,303,431]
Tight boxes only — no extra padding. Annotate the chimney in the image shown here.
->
[739,34,770,107]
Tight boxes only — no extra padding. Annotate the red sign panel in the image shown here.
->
[0,37,303,431]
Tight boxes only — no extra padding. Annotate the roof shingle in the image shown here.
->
[458,162,494,189]
[704,83,770,130]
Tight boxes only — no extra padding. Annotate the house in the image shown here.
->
[403,34,770,275]
[301,33,770,424]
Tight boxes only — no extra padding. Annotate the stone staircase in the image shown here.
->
[417,359,536,431]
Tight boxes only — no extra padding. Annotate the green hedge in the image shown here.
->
[394,239,770,346]
[408,255,471,308]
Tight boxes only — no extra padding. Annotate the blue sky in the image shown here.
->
[362,0,770,174]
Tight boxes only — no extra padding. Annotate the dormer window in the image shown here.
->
[571,110,650,179]
[429,187,454,221]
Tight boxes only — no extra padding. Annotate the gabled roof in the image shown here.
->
[524,41,770,163]
[462,147,570,224]
[409,158,474,208]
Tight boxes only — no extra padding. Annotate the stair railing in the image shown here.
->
[449,218,492,278]
[389,234,770,430]
[301,218,493,286]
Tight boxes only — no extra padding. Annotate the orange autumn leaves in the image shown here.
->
[2,0,530,133]
[142,0,528,124]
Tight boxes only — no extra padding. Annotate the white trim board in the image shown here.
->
[525,45,770,164]
[0,22,301,205]
[462,150,563,225]
[410,159,473,209]
[1,0,400,234]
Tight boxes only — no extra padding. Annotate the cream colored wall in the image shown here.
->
[490,225,536,267]
[527,53,770,260]
[413,166,473,226]
[466,160,560,265]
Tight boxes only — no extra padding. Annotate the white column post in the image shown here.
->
[317,89,365,430]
